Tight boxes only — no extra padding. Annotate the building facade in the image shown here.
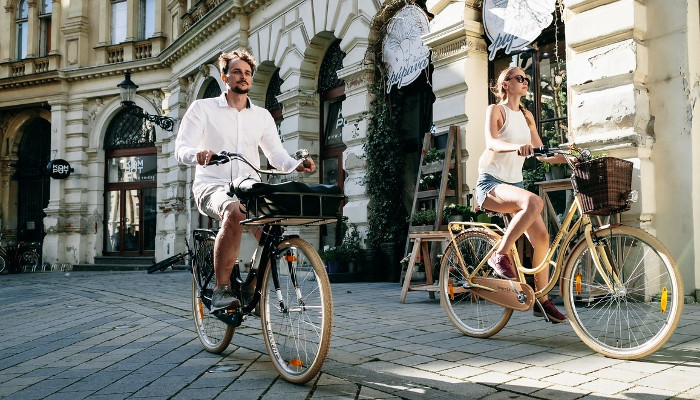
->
[0,0,698,299]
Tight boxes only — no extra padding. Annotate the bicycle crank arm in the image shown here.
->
[469,277,535,312]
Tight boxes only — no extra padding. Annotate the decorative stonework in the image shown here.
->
[87,98,104,126]
[432,38,468,62]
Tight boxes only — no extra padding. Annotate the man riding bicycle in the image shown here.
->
[175,49,315,312]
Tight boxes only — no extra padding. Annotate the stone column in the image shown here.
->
[565,0,654,230]
[337,64,373,233]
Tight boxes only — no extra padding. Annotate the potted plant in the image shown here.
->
[319,247,341,274]
[443,203,472,223]
[337,224,361,273]
[423,148,445,165]
[409,209,436,227]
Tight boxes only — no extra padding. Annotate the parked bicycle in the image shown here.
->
[147,240,192,274]
[0,233,42,274]
[188,149,342,384]
[440,147,682,359]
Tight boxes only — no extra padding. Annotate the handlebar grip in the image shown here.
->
[207,151,230,166]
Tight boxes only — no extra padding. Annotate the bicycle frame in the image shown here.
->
[447,188,619,301]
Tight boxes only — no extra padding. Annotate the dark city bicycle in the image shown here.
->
[0,233,41,274]
[188,150,343,384]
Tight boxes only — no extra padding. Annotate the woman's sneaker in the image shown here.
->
[533,299,567,323]
[487,253,517,280]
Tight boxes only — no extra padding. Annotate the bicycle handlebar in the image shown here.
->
[207,149,310,176]
[532,146,592,162]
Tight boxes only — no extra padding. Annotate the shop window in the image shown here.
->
[111,0,128,44]
[318,39,346,249]
[489,12,567,148]
[16,0,28,59]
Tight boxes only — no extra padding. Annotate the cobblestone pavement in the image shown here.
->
[1,270,699,400]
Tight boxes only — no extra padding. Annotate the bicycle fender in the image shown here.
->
[469,277,535,312]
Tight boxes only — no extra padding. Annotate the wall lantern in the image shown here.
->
[117,71,175,131]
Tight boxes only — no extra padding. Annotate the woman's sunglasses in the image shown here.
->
[507,75,530,84]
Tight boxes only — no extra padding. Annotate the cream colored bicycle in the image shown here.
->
[439,147,683,359]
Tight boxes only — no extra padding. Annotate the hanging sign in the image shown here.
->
[483,0,556,61]
[46,159,74,179]
[382,5,431,93]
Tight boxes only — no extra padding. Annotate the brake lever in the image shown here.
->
[207,151,230,166]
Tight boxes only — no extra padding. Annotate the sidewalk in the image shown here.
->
[0,270,699,399]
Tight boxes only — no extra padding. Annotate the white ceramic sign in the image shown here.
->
[382,5,431,93]
[483,0,555,60]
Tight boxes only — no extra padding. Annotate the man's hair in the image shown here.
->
[218,50,257,76]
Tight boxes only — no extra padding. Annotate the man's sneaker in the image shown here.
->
[533,299,567,323]
[487,253,517,280]
[211,284,241,312]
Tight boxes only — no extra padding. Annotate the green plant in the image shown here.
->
[337,223,361,263]
[363,65,407,248]
[443,203,472,221]
[423,148,444,164]
[409,209,436,226]
[319,247,339,263]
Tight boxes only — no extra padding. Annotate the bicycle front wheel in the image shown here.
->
[439,229,512,338]
[562,225,683,359]
[191,239,234,353]
[19,251,40,272]
[260,237,332,384]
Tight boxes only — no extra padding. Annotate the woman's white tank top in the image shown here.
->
[477,105,531,183]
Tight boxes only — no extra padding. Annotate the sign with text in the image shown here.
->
[382,5,431,93]
[108,155,157,183]
[46,159,74,179]
[483,0,555,60]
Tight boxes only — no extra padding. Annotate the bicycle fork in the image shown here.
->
[583,225,624,295]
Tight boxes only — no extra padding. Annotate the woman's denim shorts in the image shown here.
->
[475,173,524,208]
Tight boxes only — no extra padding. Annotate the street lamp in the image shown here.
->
[117,71,175,131]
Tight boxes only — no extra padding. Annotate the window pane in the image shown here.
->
[111,1,127,44]
[18,0,28,18]
[41,0,52,14]
[107,155,157,183]
[324,100,344,147]
[17,22,28,59]
[141,0,155,39]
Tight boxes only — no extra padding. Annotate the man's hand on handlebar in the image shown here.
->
[296,157,315,173]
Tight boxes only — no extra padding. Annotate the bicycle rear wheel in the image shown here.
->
[19,251,40,272]
[562,225,683,359]
[260,237,332,384]
[191,239,234,353]
[439,229,512,338]
[0,256,6,273]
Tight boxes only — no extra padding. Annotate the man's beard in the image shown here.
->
[232,85,249,94]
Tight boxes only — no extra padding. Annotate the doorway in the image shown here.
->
[104,150,156,256]
[14,117,51,243]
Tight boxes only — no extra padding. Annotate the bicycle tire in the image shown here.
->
[562,225,683,359]
[0,256,5,274]
[260,237,332,384]
[191,239,234,353]
[439,229,513,338]
[148,253,182,274]
[19,251,40,273]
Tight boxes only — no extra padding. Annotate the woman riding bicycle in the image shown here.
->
[475,66,567,323]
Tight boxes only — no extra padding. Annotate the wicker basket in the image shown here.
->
[573,157,633,215]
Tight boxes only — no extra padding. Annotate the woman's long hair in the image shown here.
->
[490,67,536,130]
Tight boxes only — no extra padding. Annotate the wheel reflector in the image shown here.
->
[284,255,297,262]
[448,281,454,300]
[575,272,582,296]
[660,287,667,314]
[289,359,303,367]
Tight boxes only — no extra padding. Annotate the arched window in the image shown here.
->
[16,0,29,59]
[111,0,128,44]
[203,78,221,99]
[265,68,284,126]
[39,0,52,57]
[104,107,156,150]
